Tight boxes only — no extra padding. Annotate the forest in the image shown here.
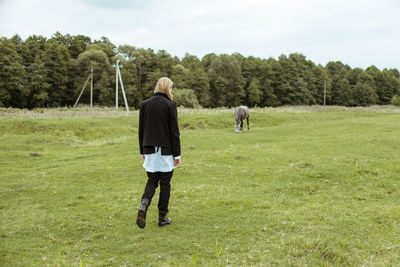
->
[1,32,400,109]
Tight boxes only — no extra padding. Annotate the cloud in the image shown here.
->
[0,0,399,68]
[81,0,157,9]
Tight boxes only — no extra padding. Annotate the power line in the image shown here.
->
[22,65,100,70]
[1,65,106,71]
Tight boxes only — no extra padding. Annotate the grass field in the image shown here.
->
[1,106,400,266]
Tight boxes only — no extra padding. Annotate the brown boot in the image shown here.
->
[136,199,150,229]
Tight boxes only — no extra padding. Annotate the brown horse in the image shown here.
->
[234,106,249,133]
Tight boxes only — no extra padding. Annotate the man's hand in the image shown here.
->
[142,155,145,161]
[174,158,181,166]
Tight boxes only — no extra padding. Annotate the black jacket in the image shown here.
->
[138,92,181,157]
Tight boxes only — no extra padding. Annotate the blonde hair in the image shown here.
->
[154,77,173,100]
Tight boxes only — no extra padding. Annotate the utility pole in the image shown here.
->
[115,61,119,109]
[74,67,93,108]
[90,66,93,108]
[323,80,327,106]
[115,60,129,112]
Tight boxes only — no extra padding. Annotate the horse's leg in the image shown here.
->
[247,116,249,131]
[240,119,243,132]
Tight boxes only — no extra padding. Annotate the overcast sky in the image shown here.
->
[0,0,399,69]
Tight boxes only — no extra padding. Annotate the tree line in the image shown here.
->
[1,32,400,109]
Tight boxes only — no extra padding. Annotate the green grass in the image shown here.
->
[1,106,400,266]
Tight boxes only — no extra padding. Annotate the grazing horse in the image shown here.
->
[234,106,250,133]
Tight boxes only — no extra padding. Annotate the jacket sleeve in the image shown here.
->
[138,102,144,155]
[169,102,181,157]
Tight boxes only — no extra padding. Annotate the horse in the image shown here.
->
[234,106,249,133]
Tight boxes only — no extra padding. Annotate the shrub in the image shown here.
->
[391,95,400,106]
[173,89,201,108]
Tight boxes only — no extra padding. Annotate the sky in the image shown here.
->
[0,0,399,69]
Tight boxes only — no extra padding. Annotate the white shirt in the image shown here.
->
[142,146,180,173]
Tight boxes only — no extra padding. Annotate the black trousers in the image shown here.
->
[141,171,173,217]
